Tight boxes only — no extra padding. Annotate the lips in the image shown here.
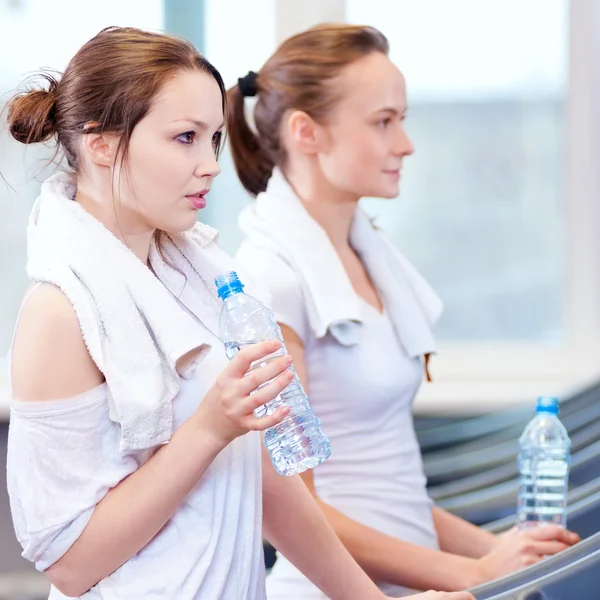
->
[185,189,209,209]
[383,169,401,180]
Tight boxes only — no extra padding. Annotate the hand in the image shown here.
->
[398,592,475,600]
[194,340,293,447]
[475,525,580,583]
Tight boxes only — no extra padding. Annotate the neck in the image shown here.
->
[75,173,154,265]
[282,163,360,250]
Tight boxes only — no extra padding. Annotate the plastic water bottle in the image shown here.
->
[517,397,571,529]
[215,271,331,476]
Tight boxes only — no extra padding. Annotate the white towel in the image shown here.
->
[26,171,247,452]
[238,168,443,358]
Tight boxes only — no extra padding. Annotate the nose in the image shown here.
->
[392,124,415,158]
[194,148,221,181]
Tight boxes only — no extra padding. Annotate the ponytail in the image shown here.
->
[226,82,274,197]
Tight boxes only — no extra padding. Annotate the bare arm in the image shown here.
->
[279,324,579,592]
[298,468,480,591]
[262,445,388,600]
[432,507,496,559]
[11,284,292,597]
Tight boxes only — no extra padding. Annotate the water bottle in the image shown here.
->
[517,397,571,529]
[215,271,331,476]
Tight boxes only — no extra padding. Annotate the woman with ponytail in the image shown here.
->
[230,23,579,599]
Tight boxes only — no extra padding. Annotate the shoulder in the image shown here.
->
[11,283,104,402]
[236,241,302,292]
[236,242,311,343]
[236,242,306,312]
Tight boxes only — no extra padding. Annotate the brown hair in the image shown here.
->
[7,26,226,172]
[227,24,389,197]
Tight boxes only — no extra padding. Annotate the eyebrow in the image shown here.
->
[374,107,407,116]
[174,118,225,130]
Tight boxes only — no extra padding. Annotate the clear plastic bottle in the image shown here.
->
[517,397,571,529]
[215,271,331,476]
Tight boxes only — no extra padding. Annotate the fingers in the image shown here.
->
[246,370,294,410]
[528,540,570,556]
[237,354,293,396]
[247,405,290,432]
[421,592,475,599]
[526,525,580,545]
[227,340,282,377]
[513,526,578,561]
[522,554,543,569]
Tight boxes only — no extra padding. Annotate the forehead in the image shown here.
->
[149,69,224,124]
[332,52,407,115]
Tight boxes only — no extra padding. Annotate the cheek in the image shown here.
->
[127,137,189,195]
[324,130,385,186]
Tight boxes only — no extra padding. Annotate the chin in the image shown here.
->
[160,215,199,234]
[368,185,399,199]
[359,177,400,199]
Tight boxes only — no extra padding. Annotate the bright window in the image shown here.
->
[348,0,568,343]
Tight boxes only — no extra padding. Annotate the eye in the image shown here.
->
[212,130,223,149]
[377,118,393,129]
[176,131,196,144]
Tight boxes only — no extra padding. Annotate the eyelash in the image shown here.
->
[177,131,196,144]
[377,116,407,128]
[176,130,223,151]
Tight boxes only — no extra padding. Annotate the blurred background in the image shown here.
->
[1,0,600,597]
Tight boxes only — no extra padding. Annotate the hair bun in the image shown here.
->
[7,75,59,145]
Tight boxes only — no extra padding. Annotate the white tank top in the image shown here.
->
[7,283,267,600]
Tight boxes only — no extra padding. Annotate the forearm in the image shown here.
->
[432,506,497,559]
[309,496,483,591]
[262,453,385,600]
[46,412,224,597]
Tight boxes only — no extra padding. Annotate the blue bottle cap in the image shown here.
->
[215,271,244,300]
[536,396,559,415]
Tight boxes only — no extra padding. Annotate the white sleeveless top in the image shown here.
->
[7,283,266,600]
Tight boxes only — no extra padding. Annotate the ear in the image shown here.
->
[81,123,120,168]
[286,110,327,155]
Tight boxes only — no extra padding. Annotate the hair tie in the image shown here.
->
[238,71,258,98]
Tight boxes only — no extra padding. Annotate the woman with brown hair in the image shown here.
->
[5,26,472,600]
[230,23,579,599]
